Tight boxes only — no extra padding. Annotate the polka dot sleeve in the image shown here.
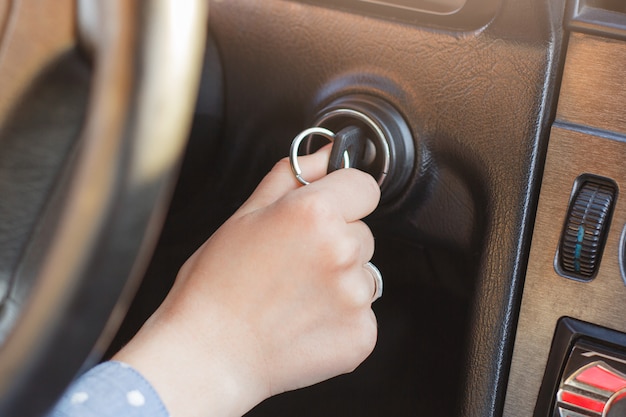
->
[47,361,170,417]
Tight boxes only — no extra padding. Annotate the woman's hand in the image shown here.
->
[114,146,381,417]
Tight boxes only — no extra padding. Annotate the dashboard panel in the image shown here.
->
[357,0,467,15]
[110,0,626,416]
[190,0,566,416]
[294,0,499,29]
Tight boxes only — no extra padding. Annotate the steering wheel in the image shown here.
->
[0,1,207,416]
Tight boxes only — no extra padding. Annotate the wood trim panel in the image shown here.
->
[557,32,626,134]
[503,125,626,416]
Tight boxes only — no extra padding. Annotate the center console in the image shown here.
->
[504,2,626,415]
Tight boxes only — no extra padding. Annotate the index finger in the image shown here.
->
[235,145,332,218]
[306,168,381,222]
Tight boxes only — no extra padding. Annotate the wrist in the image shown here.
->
[113,308,267,417]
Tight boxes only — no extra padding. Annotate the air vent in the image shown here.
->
[556,175,617,282]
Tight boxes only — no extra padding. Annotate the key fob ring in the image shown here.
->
[289,127,349,185]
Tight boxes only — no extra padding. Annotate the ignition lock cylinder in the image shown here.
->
[290,94,416,203]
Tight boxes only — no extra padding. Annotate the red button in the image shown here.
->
[560,391,605,413]
[558,362,626,415]
[575,365,626,393]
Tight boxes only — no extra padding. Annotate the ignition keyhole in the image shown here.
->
[309,94,416,202]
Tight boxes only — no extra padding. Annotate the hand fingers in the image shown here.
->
[335,264,381,308]
[236,145,381,223]
[235,145,332,217]
[306,168,381,222]
[346,220,375,264]
[320,221,377,307]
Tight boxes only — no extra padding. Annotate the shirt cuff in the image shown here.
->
[47,361,170,417]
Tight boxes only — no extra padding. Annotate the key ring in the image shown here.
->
[289,127,350,185]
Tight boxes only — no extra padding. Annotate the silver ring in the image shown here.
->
[365,262,383,302]
[289,127,349,185]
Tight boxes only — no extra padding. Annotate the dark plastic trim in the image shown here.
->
[568,0,626,41]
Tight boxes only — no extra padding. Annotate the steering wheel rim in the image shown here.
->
[0,1,207,416]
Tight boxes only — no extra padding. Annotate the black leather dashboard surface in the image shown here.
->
[125,0,568,416]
